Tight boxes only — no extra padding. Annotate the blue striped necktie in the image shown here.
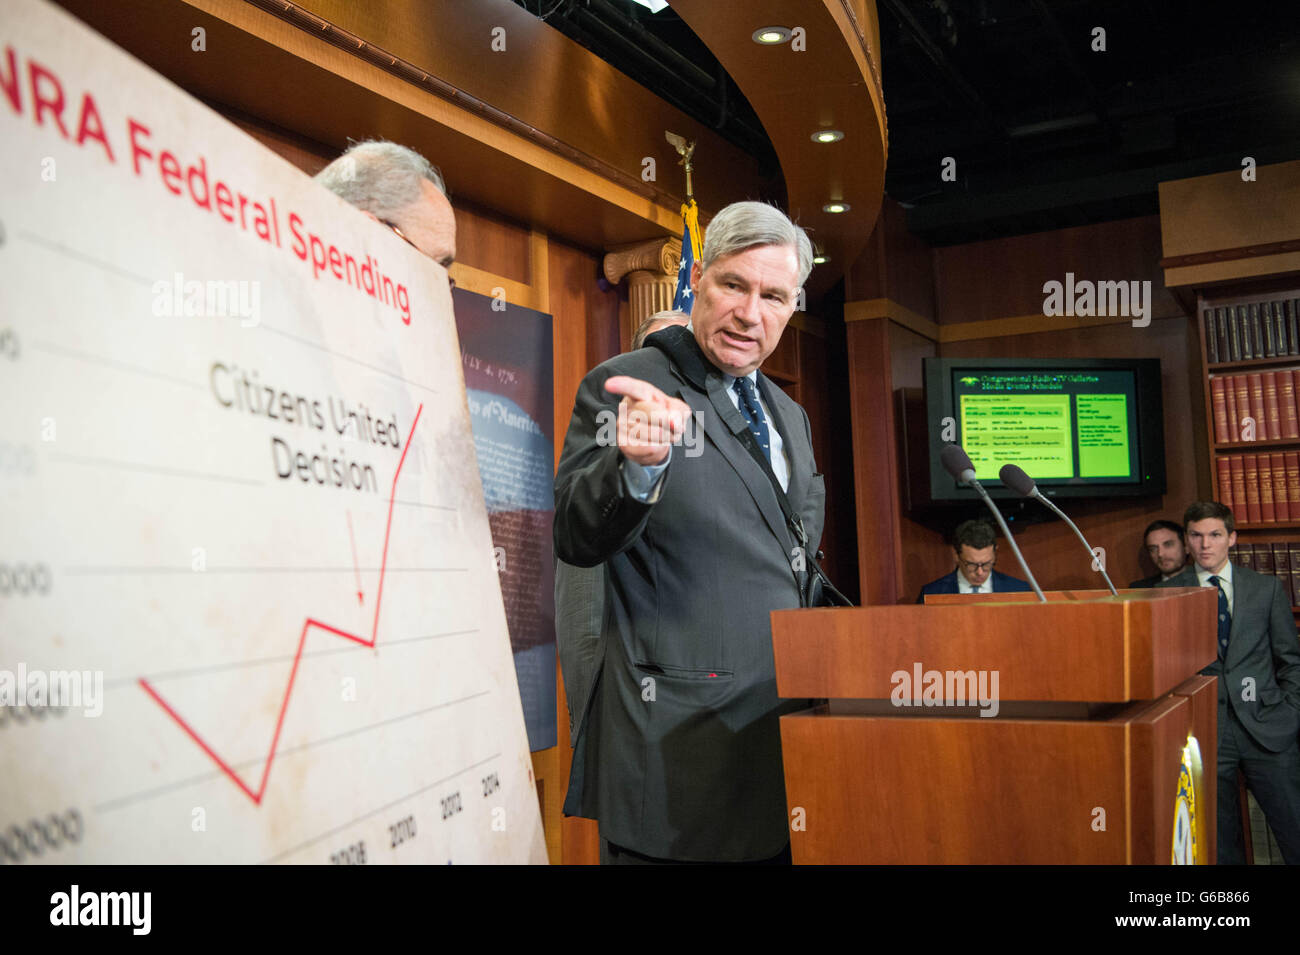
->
[1208,575,1231,659]
[733,377,771,462]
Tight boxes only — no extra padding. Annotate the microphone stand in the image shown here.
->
[1028,490,1119,596]
[966,477,1047,603]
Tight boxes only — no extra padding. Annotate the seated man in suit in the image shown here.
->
[1158,501,1300,864]
[1129,519,1189,587]
[915,518,1032,603]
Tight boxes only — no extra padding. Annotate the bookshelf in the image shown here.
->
[1198,283,1300,611]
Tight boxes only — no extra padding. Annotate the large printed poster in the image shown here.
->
[0,0,546,863]
[453,290,557,752]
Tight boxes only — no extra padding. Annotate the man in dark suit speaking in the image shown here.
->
[916,519,1032,603]
[1158,501,1300,864]
[554,201,824,864]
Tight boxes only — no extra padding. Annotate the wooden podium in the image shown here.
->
[771,588,1218,864]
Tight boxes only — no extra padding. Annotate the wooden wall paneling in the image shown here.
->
[844,199,934,312]
[932,216,1179,327]
[1160,160,1300,289]
[286,0,773,216]
[224,108,335,175]
[547,237,620,865]
[844,203,889,302]
[888,323,940,601]
[1160,161,1300,258]
[765,322,802,383]
[451,205,533,287]
[847,317,903,603]
[879,200,935,320]
[794,327,834,595]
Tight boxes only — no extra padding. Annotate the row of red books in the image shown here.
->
[1215,453,1300,524]
[1229,542,1300,608]
[1210,371,1300,443]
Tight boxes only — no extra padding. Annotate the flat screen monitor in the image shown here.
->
[923,357,1166,502]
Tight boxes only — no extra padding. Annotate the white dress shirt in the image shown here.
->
[1195,560,1234,615]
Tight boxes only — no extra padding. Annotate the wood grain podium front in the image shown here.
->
[771,589,1218,864]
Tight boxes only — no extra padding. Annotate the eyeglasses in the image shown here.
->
[959,560,995,573]
[380,219,456,290]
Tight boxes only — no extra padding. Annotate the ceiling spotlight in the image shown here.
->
[812,248,830,265]
[752,26,791,45]
[812,129,844,144]
[823,202,850,214]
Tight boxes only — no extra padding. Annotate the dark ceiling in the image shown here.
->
[510,0,1300,246]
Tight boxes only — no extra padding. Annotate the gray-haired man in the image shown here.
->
[630,308,690,350]
[555,201,825,863]
[315,140,456,284]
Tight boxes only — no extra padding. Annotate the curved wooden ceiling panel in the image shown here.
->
[669,0,888,298]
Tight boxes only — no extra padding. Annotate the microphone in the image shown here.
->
[999,464,1119,596]
[939,445,1046,602]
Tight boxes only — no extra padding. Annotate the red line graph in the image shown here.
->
[139,404,424,805]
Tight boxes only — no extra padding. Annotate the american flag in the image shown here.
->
[672,198,703,314]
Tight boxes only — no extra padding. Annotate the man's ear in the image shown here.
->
[690,260,702,292]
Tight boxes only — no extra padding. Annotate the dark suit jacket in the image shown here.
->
[915,568,1031,604]
[553,327,824,861]
[554,559,605,750]
[1158,565,1300,752]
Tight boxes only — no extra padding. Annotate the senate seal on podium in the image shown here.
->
[1172,746,1199,865]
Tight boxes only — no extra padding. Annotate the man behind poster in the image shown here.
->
[554,201,825,864]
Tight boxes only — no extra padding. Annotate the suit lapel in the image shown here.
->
[676,373,792,553]
[650,326,794,553]
[1226,567,1253,668]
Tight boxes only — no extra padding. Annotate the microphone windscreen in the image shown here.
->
[939,443,975,480]
[999,463,1037,497]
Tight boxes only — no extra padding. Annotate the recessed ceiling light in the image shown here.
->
[752,26,791,45]
[813,252,830,265]
[812,129,844,144]
[823,202,850,214]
